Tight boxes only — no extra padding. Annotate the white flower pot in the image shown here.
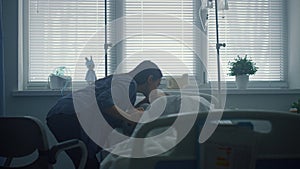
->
[235,75,249,89]
[49,74,72,90]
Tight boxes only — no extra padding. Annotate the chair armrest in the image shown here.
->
[49,139,87,169]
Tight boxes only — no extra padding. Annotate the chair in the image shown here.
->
[0,116,87,169]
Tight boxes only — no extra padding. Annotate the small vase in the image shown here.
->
[235,75,249,89]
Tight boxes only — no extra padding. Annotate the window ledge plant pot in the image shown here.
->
[235,74,249,89]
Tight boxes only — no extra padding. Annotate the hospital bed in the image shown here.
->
[100,109,300,169]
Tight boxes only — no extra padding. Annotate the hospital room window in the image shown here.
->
[20,0,113,89]
[20,0,288,90]
[207,0,287,86]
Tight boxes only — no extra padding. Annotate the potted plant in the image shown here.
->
[290,99,300,113]
[228,55,258,89]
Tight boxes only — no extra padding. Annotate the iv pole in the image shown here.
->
[104,0,108,77]
[209,0,226,92]
[215,0,226,92]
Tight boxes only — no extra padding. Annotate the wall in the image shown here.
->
[0,0,4,116]
[1,0,300,168]
[288,0,300,89]
[2,1,73,168]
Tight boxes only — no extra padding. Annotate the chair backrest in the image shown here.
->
[0,116,88,169]
[0,116,51,169]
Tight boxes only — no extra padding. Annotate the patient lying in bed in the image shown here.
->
[100,94,212,169]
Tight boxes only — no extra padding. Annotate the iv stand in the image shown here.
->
[212,0,226,92]
[104,0,108,77]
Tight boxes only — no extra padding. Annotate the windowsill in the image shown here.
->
[12,88,300,97]
[222,88,300,95]
[164,88,300,95]
[12,89,72,97]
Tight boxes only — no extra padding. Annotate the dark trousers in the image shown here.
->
[46,114,100,169]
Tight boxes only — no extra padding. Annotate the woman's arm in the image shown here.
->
[103,105,144,125]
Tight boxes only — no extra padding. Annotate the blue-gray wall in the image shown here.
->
[2,1,73,167]
[0,0,4,116]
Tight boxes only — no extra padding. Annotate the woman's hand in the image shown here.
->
[136,107,145,111]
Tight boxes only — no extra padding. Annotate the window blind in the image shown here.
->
[26,0,111,83]
[207,0,287,81]
[124,0,195,77]
[24,0,287,86]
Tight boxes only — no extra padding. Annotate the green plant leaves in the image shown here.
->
[228,55,258,76]
[291,98,300,113]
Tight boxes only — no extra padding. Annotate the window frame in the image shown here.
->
[18,0,289,91]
